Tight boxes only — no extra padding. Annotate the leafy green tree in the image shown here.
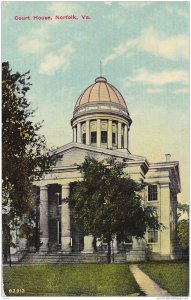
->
[68,157,163,263]
[177,219,189,251]
[177,203,189,219]
[2,62,56,255]
[177,203,189,254]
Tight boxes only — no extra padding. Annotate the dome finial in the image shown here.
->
[100,60,102,77]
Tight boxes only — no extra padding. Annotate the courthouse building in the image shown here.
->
[34,76,181,261]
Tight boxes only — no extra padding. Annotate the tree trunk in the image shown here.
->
[9,244,11,267]
[107,241,111,263]
[35,220,39,251]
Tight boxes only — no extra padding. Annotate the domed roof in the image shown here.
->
[75,77,128,110]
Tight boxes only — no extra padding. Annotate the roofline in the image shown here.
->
[149,161,181,192]
[53,142,146,161]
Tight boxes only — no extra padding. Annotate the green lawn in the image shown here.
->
[3,264,141,296]
[139,262,189,296]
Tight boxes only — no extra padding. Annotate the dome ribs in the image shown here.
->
[108,83,127,109]
[105,83,112,103]
[99,82,111,103]
[74,77,128,112]
[98,82,101,103]
[76,92,84,107]
[88,84,95,104]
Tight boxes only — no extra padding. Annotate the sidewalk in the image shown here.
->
[130,264,171,297]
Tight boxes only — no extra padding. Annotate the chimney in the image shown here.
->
[165,153,171,162]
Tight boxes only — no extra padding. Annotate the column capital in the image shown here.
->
[40,185,48,191]
[160,182,170,188]
[61,183,70,190]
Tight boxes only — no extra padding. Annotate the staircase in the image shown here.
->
[20,252,108,264]
[20,252,127,264]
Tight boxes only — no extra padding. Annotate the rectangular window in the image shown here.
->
[148,230,158,243]
[121,135,124,148]
[82,133,86,144]
[101,131,107,143]
[91,131,97,144]
[112,132,116,144]
[58,221,61,245]
[148,185,158,201]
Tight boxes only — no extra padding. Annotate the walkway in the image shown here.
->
[129,264,171,297]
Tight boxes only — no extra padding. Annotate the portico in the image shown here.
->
[38,181,114,254]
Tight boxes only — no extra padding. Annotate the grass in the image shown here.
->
[3,264,141,296]
[139,261,189,296]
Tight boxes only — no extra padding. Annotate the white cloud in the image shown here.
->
[125,68,189,86]
[139,28,189,60]
[18,2,81,55]
[118,2,150,8]
[103,39,138,65]
[146,88,164,94]
[48,2,81,15]
[18,36,50,54]
[103,27,189,65]
[18,24,52,54]
[39,44,75,75]
[165,6,188,19]
[173,87,189,94]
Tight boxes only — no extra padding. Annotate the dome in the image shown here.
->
[71,75,132,151]
[75,76,128,110]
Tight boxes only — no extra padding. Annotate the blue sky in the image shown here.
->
[2,1,189,203]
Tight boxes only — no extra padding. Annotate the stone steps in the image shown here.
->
[20,252,126,264]
[20,252,108,264]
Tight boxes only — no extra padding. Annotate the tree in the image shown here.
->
[68,157,163,263]
[177,203,189,255]
[2,62,56,256]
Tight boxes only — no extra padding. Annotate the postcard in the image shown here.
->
[2,1,189,297]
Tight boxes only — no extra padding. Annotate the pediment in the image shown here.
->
[53,142,147,169]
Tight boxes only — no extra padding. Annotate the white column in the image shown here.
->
[73,126,77,142]
[160,183,171,256]
[108,120,112,149]
[82,235,94,253]
[117,122,122,149]
[124,125,128,149]
[86,120,90,145]
[77,123,81,143]
[112,238,118,254]
[127,127,130,149]
[132,237,145,250]
[40,186,49,251]
[61,184,71,252]
[97,119,101,147]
